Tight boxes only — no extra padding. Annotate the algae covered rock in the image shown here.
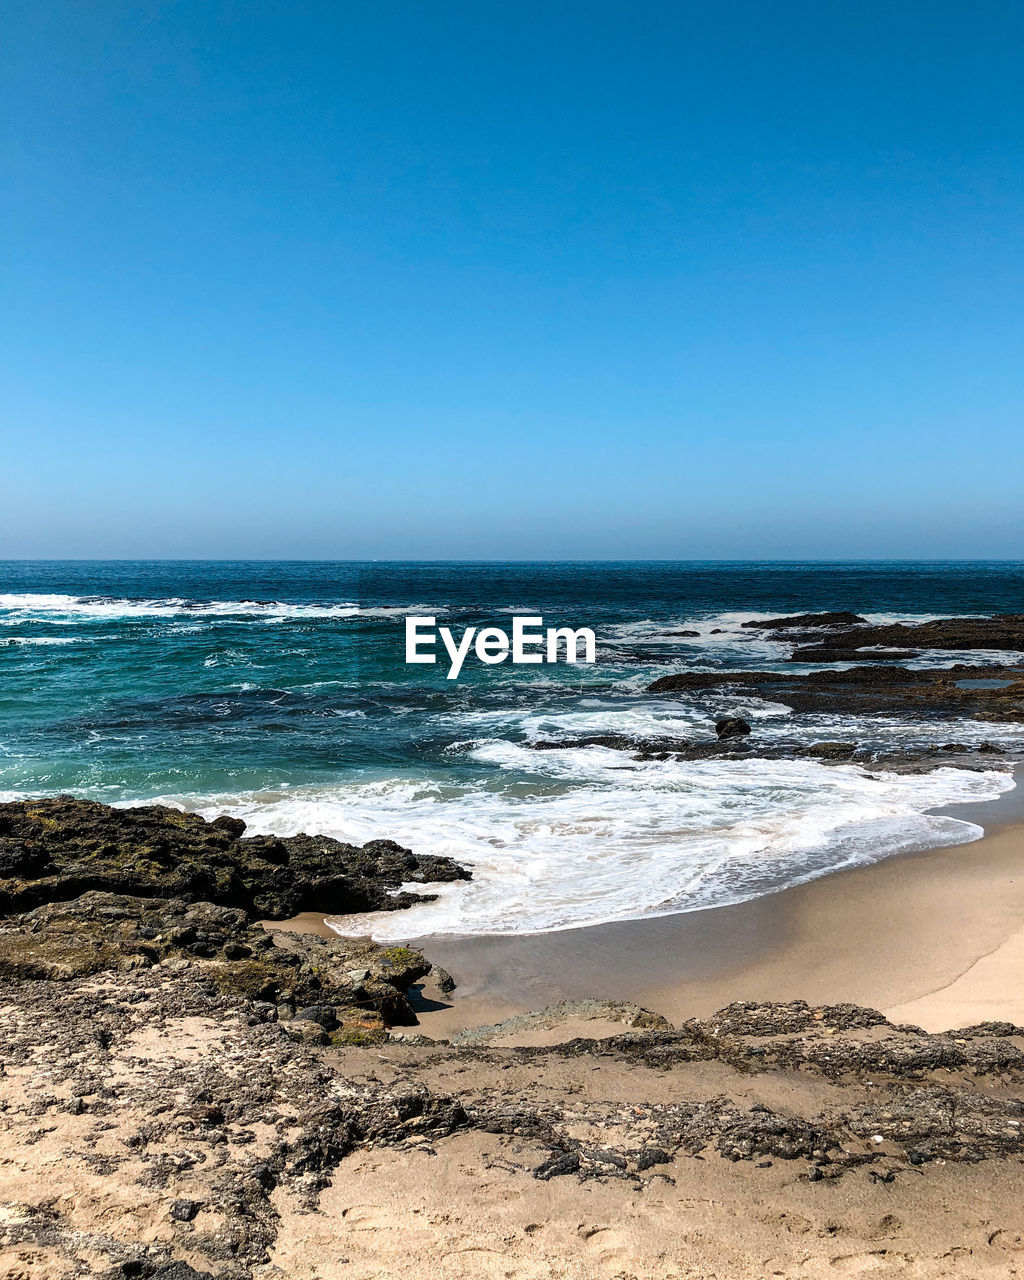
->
[0,888,433,1025]
[0,796,470,918]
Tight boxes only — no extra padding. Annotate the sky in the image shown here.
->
[2,1,1023,559]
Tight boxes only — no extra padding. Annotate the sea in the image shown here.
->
[2,560,1023,939]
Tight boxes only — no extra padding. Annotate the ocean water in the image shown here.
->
[2,560,1023,938]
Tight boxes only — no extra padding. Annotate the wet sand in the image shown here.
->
[406,767,1024,1036]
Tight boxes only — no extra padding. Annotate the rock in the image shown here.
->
[789,647,920,663]
[0,890,433,1025]
[451,999,672,1047]
[803,742,857,760]
[151,1265,217,1280]
[0,797,471,920]
[431,966,457,993]
[706,1000,888,1037]
[791,614,1024,653]
[329,1007,389,1045]
[742,612,868,629]
[168,1198,201,1222]
[665,630,701,637]
[295,1004,339,1031]
[648,663,1024,724]
[715,717,751,740]
[283,1019,329,1046]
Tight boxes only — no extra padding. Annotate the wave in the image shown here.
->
[158,758,1017,940]
[0,594,450,623]
[0,635,82,646]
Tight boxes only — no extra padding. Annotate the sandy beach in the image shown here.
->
[5,786,1024,1279]
[406,769,1024,1038]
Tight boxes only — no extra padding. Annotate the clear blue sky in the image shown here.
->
[2,2,1022,559]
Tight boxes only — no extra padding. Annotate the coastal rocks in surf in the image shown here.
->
[0,796,470,918]
[526,724,1016,771]
[741,611,1024,653]
[788,646,921,663]
[648,663,1024,722]
[715,716,751,739]
[528,731,758,760]
[741,611,869,629]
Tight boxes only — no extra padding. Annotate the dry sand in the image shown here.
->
[273,1132,1024,1279]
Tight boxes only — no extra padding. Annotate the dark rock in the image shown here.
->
[803,741,857,760]
[648,663,1024,724]
[431,966,457,994]
[636,1147,671,1169]
[0,796,471,919]
[534,1151,581,1179]
[800,614,1024,653]
[664,630,701,638]
[296,1004,339,1031]
[741,612,868,629]
[283,1019,329,1046]
[789,647,920,663]
[530,733,670,753]
[150,1265,217,1280]
[168,1198,201,1222]
[715,717,751,740]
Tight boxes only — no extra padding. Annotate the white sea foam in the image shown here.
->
[169,757,1016,940]
[600,611,1024,672]
[0,594,447,623]
[0,635,82,646]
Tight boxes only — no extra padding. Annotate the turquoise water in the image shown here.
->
[2,560,1023,936]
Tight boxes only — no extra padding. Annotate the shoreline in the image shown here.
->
[392,765,1024,1037]
[6,779,1024,1277]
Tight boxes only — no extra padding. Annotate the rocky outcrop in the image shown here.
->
[0,797,467,1043]
[0,890,431,1031]
[715,716,751,739]
[741,611,868,629]
[527,725,1015,771]
[821,615,1024,652]
[449,998,671,1046]
[742,612,1024,652]
[0,796,470,918]
[789,646,920,662]
[648,663,1024,721]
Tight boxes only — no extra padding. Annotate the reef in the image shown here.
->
[648,663,1024,723]
[740,611,1024,652]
